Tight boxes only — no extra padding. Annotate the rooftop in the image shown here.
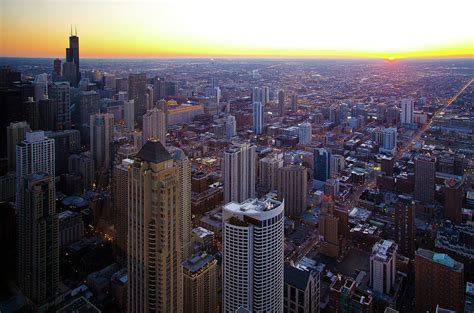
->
[284,263,314,291]
[135,139,172,163]
[416,248,463,272]
[182,253,215,273]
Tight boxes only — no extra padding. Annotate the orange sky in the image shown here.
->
[1,0,473,59]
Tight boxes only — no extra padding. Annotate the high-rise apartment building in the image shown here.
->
[142,108,166,144]
[395,195,415,257]
[370,240,397,294]
[113,158,133,257]
[444,178,464,223]
[49,81,71,130]
[278,90,285,116]
[7,121,30,172]
[330,154,345,179]
[380,127,397,153]
[183,253,218,313]
[259,153,283,192]
[314,148,331,182]
[319,196,346,258]
[299,122,312,145]
[415,249,464,313]
[128,140,183,312]
[90,113,114,171]
[223,143,256,203]
[400,98,414,125]
[277,165,307,217]
[124,99,135,131]
[414,155,436,203]
[252,101,264,135]
[291,94,298,112]
[223,197,284,312]
[225,115,237,139]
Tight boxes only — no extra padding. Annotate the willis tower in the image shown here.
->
[63,25,80,86]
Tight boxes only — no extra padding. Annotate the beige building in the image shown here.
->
[128,140,183,312]
[277,165,307,217]
[259,153,283,192]
[183,253,218,313]
[319,196,346,258]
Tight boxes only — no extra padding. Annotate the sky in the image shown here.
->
[1,0,473,59]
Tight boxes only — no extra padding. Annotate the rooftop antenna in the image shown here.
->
[75,25,77,36]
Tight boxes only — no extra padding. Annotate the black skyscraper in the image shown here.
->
[63,26,80,86]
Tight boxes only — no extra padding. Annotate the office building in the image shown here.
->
[90,113,114,171]
[319,196,345,258]
[63,28,80,86]
[330,154,345,178]
[299,122,312,145]
[113,158,133,257]
[400,98,414,125]
[78,90,100,128]
[124,99,135,130]
[7,121,30,172]
[414,155,436,203]
[128,140,183,312]
[225,115,237,139]
[395,195,415,257]
[415,249,464,313]
[444,178,464,223]
[143,107,166,143]
[183,253,218,313]
[223,143,256,203]
[38,98,57,131]
[128,73,147,120]
[223,197,284,312]
[49,81,71,130]
[370,240,397,294]
[314,148,331,182]
[252,101,264,135]
[284,264,320,313]
[259,153,283,192]
[380,127,397,154]
[277,165,307,217]
[33,73,48,102]
[291,94,298,112]
[278,90,285,116]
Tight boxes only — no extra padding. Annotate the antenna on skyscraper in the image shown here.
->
[70,25,73,36]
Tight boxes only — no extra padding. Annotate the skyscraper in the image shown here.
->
[128,73,147,121]
[444,178,464,223]
[381,127,397,153]
[330,154,345,178]
[258,153,283,192]
[395,195,415,257]
[38,98,58,131]
[278,90,285,116]
[277,165,307,217]
[183,253,218,313]
[49,81,71,130]
[415,249,464,313]
[414,155,436,203]
[370,239,397,295]
[319,196,345,258]
[223,197,284,312]
[142,107,166,144]
[90,113,114,171]
[298,122,312,144]
[63,27,80,86]
[314,148,331,182]
[252,101,264,135]
[53,58,62,77]
[33,73,48,102]
[223,143,256,203]
[123,99,135,131]
[400,98,414,125]
[128,140,183,312]
[113,158,133,258]
[291,94,298,112]
[225,115,236,139]
[7,121,30,172]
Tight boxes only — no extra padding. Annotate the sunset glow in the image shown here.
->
[1,0,473,59]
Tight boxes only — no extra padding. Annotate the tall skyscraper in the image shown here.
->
[38,98,58,131]
[49,81,71,130]
[330,154,345,178]
[78,90,100,129]
[400,98,414,124]
[113,158,133,258]
[223,143,256,203]
[414,155,436,203]
[183,253,218,313]
[319,196,345,258]
[223,197,284,312]
[33,73,48,102]
[415,249,464,313]
[258,153,283,192]
[168,146,192,260]
[142,107,166,144]
[90,113,114,171]
[128,140,183,312]
[298,122,312,144]
[252,101,264,135]
[251,87,263,103]
[7,121,30,172]
[278,90,285,116]
[395,195,415,257]
[380,127,397,153]
[128,73,148,120]
[16,131,57,308]
[291,94,298,112]
[225,115,237,139]
[124,99,135,131]
[370,240,397,295]
[314,148,331,182]
[63,27,80,86]
[444,178,464,223]
[277,165,307,217]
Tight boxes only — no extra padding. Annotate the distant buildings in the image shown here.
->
[370,240,397,295]
[225,115,236,139]
[252,101,264,134]
[63,29,80,86]
[415,249,464,313]
[414,155,436,203]
[299,122,312,145]
[223,197,284,312]
[278,90,285,116]
[291,94,298,112]
[128,73,147,121]
[223,143,256,203]
[400,98,414,125]
[49,81,71,130]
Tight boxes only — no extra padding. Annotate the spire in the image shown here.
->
[70,25,73,36]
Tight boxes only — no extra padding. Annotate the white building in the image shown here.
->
[400,98,414,124]
[142,107,166,144]
[330,154,345,178]
[223,197,284,312]
[226,115,237,139]
[380,127,397,154]
[370,239,398,295]
[90,113,114,171]
[223,143,256,203]
[298,122,312,145]
[252,101,264,135]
